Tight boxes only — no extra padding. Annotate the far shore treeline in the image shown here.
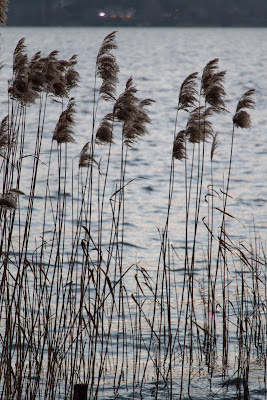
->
[6,0,267,27]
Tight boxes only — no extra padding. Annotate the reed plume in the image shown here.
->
[96,31,119,101]
[201,58,227,113]
[10,40,43,104]
[0,192,17,210]
[123,98,154,146]
[9,40,79,104]
[12,38,27,75]
[113,77,139,122]
[8,38,36,105]
[53,98,76,143]
[44,51,69,98]
[38,51,78,98]
[113,77,154,145]
[178,72,198,111]
[79,142,97,168]
[186,106,213,143]
[42,53,68,98]
[233,110,252,129]
[27,51,46,94]
[0,0,8,26]
[96,113,114,145]
[235,89,255,112]
[233,89,255,128]
[210,132,220,160]
[65,55,80,92]
[173,130,187,160]
[0,115,10,151]
[0,189,24,210]
[201,58,220,94]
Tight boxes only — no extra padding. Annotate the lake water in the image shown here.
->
[1,27,267,264]
[0,27,266,399]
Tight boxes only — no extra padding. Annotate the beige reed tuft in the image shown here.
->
[0,115,10,151]
[233,89,255,129]
[53,98,76,143]
[96,113,114,144]
[178,72,198,111]
[201,58,227,113]
[9,39,79,105]
[172,59,227,164]
[0,189,24,211]
[186,106,213,143]
[96,31,119,102]
[173,130,187,160]
[210,132,220,160]
[79,142,98,168]
[113,77,154,145]
[0,192,17,210]
[0,0,8,26]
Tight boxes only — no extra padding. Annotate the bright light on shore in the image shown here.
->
[99,12,105,17]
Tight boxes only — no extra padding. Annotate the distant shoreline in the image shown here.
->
[4,22,267,28]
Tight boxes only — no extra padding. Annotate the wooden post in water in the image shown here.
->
[73,384,88,400]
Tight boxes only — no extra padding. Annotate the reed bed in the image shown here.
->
[0,27,266,400]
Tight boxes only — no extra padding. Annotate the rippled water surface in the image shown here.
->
[1,27,267,262]
[0,27,267,399]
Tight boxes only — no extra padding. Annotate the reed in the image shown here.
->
[0,29,266,400]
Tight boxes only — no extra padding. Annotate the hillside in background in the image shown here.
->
[6,0,267,26]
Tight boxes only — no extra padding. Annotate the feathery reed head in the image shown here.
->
[79,142,97,168]
[0,189,24,211]
[178,72,198,111]
[96,31,119,102]
[0,115,10,150]
[96,113,114,145]
[173,130,187,160]
[235,89,255,112]
[122,120,145,146]
[26,51,47,98]
[113,77,154,145]
[9,40,79,105]
[53,98,76,143]
[186,106,213,143]
[205,81,227,113]
[0,193,17,210]
[0,0,8,26]
[12,38,27,75]
[65,54,79,92]
[211,132,220,160]
[201,59,227,113]
[233,89,255,129]
[8,38,36,105]
[113,77,138,122]
[44,52,79,98]
[42,54,68,98]
[233,110,252,129]
[201,58,219,94]
[122,97,154,146]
